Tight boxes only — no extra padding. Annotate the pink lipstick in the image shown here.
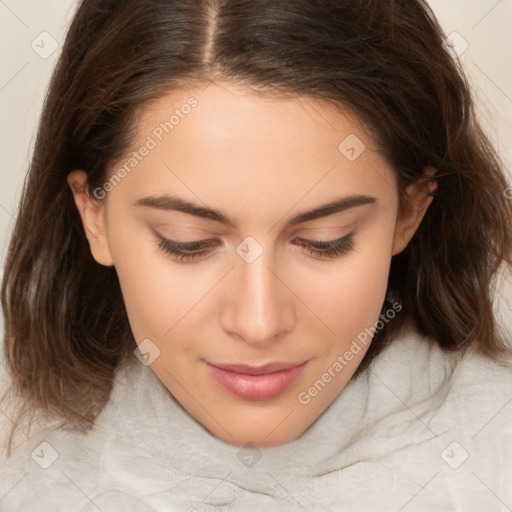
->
[206,360,308,401]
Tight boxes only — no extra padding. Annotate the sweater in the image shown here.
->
[1,322,511,511]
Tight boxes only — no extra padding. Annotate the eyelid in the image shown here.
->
[299,224,354,233]
[294,233,351,247]
[154,231,352,248]
[152,228,356,263]
[151,222,223,237]
[156,236,217,251]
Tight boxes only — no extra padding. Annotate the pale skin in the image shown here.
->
[68,81,436,447]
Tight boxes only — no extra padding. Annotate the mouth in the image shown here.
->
[205,360,309,401]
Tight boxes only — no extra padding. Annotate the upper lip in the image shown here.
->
[207,360,308,375]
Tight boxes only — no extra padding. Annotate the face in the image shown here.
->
[68,81,434,447]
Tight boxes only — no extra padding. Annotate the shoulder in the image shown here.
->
[0,410,186,512]
[0,359,182,511]
[415,331,512,432]
[426,341,512,461]
[0,419,106,511]
[371,320,512,399]
[357,323,512,508]
[369,321,512,436]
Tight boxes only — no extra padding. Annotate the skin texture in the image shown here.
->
[68,80,436,447]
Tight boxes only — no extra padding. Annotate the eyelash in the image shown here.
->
[154,232,355,263]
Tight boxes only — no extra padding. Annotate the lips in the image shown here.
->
[208,361,308,375]
[206,360,308,401]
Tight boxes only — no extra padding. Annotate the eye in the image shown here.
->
[291,232,355,259]
[153,232,356,263]
[154,235,218,263]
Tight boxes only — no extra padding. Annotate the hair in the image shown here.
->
[2,0,512,457]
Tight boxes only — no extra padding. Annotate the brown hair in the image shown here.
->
[2,0,512,457]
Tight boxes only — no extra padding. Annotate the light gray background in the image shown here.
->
[1,0,512,339]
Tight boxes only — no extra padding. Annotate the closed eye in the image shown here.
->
[292,232,355,259]
[153,232,356,263]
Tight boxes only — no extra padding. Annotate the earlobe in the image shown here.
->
[392,167,437,256]
[67,170,115,267]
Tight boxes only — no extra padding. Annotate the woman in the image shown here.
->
[1,0,511,510]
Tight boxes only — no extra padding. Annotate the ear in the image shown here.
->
[67,170,115,267]
[392,167,438,256]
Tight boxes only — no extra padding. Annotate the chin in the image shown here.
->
[218,429,300,448]
[209,412,313,448]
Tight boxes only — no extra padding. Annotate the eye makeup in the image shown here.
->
[153,231,356,263]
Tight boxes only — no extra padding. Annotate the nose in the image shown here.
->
[219,243,296,347]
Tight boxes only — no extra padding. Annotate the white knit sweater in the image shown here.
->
[1,322,511,511]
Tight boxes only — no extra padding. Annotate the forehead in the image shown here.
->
[107,81,398,225]
[134,80,370,150]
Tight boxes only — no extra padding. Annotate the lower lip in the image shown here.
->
[206,362,308,401]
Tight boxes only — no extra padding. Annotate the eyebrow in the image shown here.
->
[134,194,377,229]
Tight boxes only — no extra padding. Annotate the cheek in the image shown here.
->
[107,222,204,343]
[298,223,394,341]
